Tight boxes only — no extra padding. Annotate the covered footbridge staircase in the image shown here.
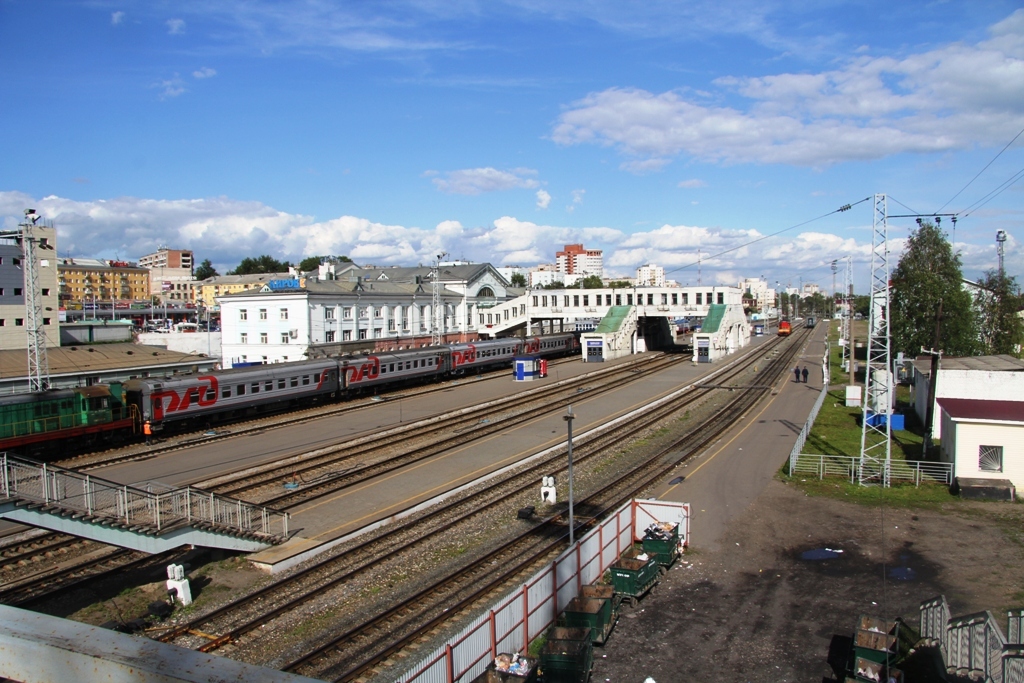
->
[0,453,289,553]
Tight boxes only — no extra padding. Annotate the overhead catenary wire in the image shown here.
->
[665,197,871,276]
[936,124,1024,214]
[959,165,1024,218]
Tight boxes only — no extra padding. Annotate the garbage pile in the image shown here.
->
[643,522,676,541]
[493,652,533,677]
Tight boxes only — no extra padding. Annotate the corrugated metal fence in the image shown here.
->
[391,499,689,683]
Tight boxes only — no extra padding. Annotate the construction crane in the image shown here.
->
[0,209,54,392]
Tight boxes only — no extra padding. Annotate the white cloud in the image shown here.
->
[553,10,1024,169]
[154,74,186,99]
[15,190,1015,286]
[432,167,539,195]
[111,11,124,25]
[620,158,670,174]
[193,67,217,79]
[535,189,551,209]
[166,18,186,35]
[678,179,707,189]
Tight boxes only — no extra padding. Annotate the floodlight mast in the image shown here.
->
[431,252,447,346]
[0,210,52,392]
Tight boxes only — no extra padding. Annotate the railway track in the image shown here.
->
[0,352,676,606]
[149,329,808,678]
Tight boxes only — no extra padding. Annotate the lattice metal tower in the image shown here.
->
[0,210,52,392]
[859,194,892,486]
[430,252,447,346]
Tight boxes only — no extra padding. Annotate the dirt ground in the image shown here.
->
[590,479,1024,683]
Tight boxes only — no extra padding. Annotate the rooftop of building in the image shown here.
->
[912,354,1024,375]
[0,343,214,379]
[936,397,1024,422]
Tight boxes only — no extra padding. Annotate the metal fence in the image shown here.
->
[920,596,1024,683]
[391,499,689,683]
[0,452,288,539]
[790,453,953,486]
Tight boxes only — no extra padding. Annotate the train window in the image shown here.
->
[291,377,298,387]
[251,383,260,394]
[389,363,394,372]
[302,376,310,385]
[380,365,386,374]
[278,379,286,389]
[237,384,245,395]
[265,381,273,391]
[222,387,231,398]
[414,360,419,368]
[206,388,216,401]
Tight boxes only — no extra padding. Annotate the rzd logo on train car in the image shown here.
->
[522,338,541,354]
[452,345,477,367]
[151,376,219,420]
[345,357,381,384]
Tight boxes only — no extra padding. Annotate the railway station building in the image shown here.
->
[216,262,749,369]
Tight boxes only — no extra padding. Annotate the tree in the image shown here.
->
[297,255,353,272]
[890,221,978,358]
[195,259,218,280]
[541,281,565,289]
[974,270,1024,356]
[581,274,604,288]
[606,280,632,289]
[509,272,527,287]
[229,255,291,275]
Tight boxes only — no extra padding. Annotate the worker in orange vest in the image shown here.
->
[143,419,152,446]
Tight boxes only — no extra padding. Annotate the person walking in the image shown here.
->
[794,366,801,383]
[801,367,809,383]
[143,419,152,446]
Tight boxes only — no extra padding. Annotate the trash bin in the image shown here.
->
[608,556,659,606]
[563,597,614,645]
[473,653,538,683]
[641,522,681,570]
[541,627,592,683]
[580,583,620,626]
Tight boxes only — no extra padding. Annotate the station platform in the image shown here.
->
[245,336,778,573]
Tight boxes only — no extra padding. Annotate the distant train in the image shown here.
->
[778,321,792,337]
[0,333,580,457]
[805,316,816,328]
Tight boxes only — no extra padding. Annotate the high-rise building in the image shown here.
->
[555,244,603,278]
[58,259,150,306]
[0,224,60,350]
[138,248,193,271]
[636,264,665,287]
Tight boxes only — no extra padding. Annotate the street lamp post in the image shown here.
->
[563,405,575,546]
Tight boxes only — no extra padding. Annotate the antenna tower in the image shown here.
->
[858,194,892,487]
[431,252,447,346]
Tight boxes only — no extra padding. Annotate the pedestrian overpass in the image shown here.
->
[0,453,289,553]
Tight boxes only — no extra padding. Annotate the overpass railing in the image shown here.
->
[0,453,288,540]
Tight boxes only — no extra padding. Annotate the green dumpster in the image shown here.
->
[541,627,592,683]
[580,583,620,626]
[641,522,681,569]
[608,556,658,605]
[563,597,614,645]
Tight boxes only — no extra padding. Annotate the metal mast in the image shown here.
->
[997,230,1007,276]
[841,257,852,375]
[859,194,892,486]
[431,252,447,346]
[0,210,52,392]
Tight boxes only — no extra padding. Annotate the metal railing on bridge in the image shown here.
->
[920,595,1024,682]
[0,453,288,541]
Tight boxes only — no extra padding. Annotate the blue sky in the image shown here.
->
[1,1,1022,292]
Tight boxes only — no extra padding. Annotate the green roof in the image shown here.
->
[595,306,633,333]
[701,303,726,333]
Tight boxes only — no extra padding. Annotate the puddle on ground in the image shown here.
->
[669,476,685,485]
[888,566,917,581]
[801,548,842,560]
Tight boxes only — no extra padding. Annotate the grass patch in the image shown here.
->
[779,472,957,507]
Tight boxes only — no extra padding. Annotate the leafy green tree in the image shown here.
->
[581,274,604,288]
[974,270,1024,356]
[194,258,218,280]
[229,255,291,275]
[298,255,353,272]
[508,272,527,287]
[890,221,977,358]
[541,280,565,289]
[606,280,632,288]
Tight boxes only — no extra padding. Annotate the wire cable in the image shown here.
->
[959,165,1024,218]
[666,197,871,276]
[936,124,1024,214]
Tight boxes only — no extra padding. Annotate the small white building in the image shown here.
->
[636,264,665,287]
[913,355,1024,440]
[937,397,1022,498]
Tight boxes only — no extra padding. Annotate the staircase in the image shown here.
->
[0,453,289,553]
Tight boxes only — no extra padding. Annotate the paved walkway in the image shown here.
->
[656,323,829,551]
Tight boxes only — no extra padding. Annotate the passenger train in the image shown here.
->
[0,333,580,457]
